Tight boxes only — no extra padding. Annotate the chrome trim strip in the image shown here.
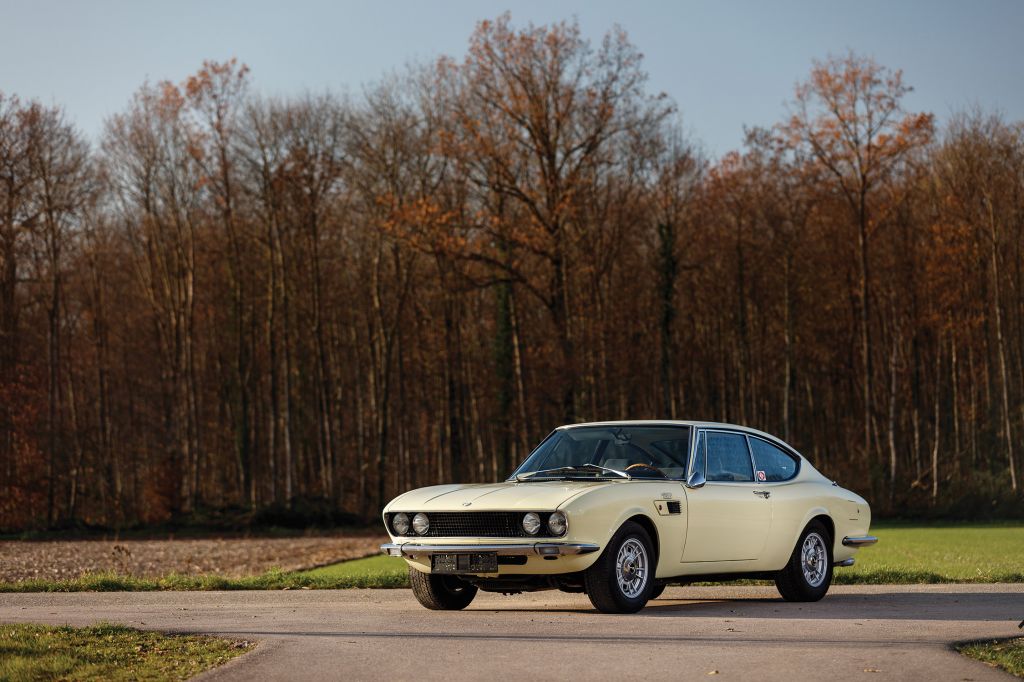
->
[842,535,878,547]
[834,558,855,567]
[380,542,600,557]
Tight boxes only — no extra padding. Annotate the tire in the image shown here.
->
[775,520,833,602]
[409,567,478,610]
[584,521,655,613]
[648,584,666,600]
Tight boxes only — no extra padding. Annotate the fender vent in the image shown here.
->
[653,500,682,516]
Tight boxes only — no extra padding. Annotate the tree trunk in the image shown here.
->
[657,219,678,417]
[931,339,941,502]
[887,333,898,506]
[986,197,1018,491]
[857,192,873,463]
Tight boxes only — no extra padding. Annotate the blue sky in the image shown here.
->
[2,0,1022,156]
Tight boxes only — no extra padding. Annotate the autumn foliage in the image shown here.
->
[0,19,1022,530]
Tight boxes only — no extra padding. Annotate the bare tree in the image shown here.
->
[782,53,933,461]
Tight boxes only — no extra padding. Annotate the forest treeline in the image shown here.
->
[1,17,1022,530]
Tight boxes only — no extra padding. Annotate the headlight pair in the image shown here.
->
[522,511,567,537]
[391,512,429,536]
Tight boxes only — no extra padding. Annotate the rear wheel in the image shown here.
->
[648,584,666,600]
[584,521,655,613]
[409,567,478,610]
[775,521,833,602]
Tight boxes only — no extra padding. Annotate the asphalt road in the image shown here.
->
[1,584,1021,681]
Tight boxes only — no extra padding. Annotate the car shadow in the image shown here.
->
[440,589,1024,621]
[200,628,921,647]
[637,590,1024,621]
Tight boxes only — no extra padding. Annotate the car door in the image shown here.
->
[746,434,805,557]
[681,429,772,562]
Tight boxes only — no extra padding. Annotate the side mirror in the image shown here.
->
[685,471,706,489]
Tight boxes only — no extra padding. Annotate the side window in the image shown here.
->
[706,432,754,482]
[749,437,799,482]
[689,430,706,480]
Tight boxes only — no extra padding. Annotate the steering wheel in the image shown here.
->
[625,463,666,478]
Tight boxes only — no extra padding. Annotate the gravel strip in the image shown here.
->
[0,534,388,581]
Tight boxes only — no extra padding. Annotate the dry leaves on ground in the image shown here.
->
[0,533,388,581]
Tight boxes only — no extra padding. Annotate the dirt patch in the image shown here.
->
[0,533,388,582]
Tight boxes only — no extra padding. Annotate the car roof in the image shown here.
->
[556,420,799,453]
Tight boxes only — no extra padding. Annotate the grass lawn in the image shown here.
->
[300,554,407,581]
[0,622,250,681]
[958,638,1024,678]
[1,522,1020,591]
[836,522,1024,584]
[286,522,1024,586]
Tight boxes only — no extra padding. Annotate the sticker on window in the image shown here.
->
[756,470,766,482]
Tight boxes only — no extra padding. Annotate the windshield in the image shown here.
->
[509,425,692,481]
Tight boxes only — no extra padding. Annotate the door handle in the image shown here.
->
[753,490,770,499]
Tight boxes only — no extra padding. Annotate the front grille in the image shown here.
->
[387,511,557,538]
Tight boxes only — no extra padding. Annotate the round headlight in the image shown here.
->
[392,513,410,535]
[547,511,567,536]
[522,512,541,535]
[412,512,430,535]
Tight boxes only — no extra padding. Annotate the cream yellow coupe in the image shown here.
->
[381,421,876,613]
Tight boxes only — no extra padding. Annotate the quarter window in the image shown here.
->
[705,432,754,482]
[749,437,799,482]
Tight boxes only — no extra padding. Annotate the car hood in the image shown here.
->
[386,480,611,512]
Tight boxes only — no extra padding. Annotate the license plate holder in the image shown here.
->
[431,552,498,574]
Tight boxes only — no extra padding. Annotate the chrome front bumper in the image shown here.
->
[381,542,600,558]
[842,535,878,547]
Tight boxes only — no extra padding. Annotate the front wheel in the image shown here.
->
[584,521,655,613]
[409,567,478,610]
[775,521,833,602]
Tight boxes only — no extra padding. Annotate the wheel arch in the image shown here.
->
[790,506,834,552]
[623,513,660,563]
[808,513,835,544]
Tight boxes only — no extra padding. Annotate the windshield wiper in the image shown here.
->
[515,463,631,482]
